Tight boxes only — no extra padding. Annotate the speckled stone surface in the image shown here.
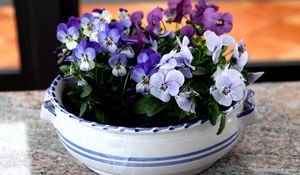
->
[0,82,299,175]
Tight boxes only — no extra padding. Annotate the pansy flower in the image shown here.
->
[57,23,79,50]
[108,53,128,77]
[204,30,235,64]
[80,13,101,37]
[231,40,249,72]
[146,7,164,35]
[190,0,219,25]
[98,28,120,54]
[202,8,233,35]
[130,11,144,30]
[165,0,192,23]
[74,39,96,72]
[92,8,112,23]
[211,68,245,106]
[119,8,132,28]
[175,90,196,114]
[131,50,161,94]
[150,70,185,102]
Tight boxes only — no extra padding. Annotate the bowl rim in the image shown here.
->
[47,75,248,134]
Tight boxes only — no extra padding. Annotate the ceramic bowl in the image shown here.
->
[40,76,257,175]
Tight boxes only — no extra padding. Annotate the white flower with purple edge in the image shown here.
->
[204,30,236,64]
[80,13,101,37]
[150,69,185,102]
[231,40,249,72]
[108,53,128,77]
[119,8,132,28]
[74,39,96,72]
[56,23,79,50]
[211,68,245,106]
[92,9,112,23]
[175,90,196,114]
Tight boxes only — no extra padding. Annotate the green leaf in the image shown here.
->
[79,103,87,117]
[217,114,226,135]
[80,85,92,98]
[193,67,206,76]
[59,65,70,76]
[208,101,220,126]
[95,110,107,123]
[134,95,166,117]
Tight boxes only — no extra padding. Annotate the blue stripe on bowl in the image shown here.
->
[58,133,239,167]
[57,130,238,162]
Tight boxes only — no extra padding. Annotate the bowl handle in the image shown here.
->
[236,90,258,126]
[40,89,56,123]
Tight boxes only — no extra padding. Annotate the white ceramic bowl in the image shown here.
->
[40,76,257,175]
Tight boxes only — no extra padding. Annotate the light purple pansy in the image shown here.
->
[98,28,120,54]
[119,45,135,59]
[74,39,96,72]
[80,13,101,37]
[202,8,233,35]
[89,21,108,42]
[108,53,128,77]
[57,23,79,50]
[119,8,132,28]
[231,40,249,72]
[156,50,178,70]
[204,30,236,64]
[211,68,245,107]
[165,0,192,23]
[131,51,161,94]
[175,90,196,114]
[150,70,185,102]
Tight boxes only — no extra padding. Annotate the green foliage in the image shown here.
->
[217,114,226,135]
[208,100,220,126]
[80,85,92,98]
[134,95,166,117]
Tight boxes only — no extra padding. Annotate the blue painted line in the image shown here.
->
[57,130,238,162]
[58,133,239,167]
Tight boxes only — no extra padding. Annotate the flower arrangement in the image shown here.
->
[55,0,263,134]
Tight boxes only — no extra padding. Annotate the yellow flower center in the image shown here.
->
[143,76,150,84]
[107,38,113,45]
[87,23,93,31]
[222,87,230,95]
[67,36,73,42]
[217,19,224,26]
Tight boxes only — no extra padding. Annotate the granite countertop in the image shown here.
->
[0,82,299,175]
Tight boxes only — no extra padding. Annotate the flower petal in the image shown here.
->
[108,29,120,43]
[230,86,243,101]
[165,70,185,87]
[212,89,232,106]
[150,87,171,102]
[166,81,180,96]
[66,40,78,50]
[150,72,165,87]
[84,48,96,61]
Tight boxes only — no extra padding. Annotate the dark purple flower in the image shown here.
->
[108,22,124,34]
[67,16,81,28]
[202,8,233,35]
[165,0,192,23]
[191,0,219,25]
[146,7,164,35]
[130,11,144,30]
[180,25,195,38]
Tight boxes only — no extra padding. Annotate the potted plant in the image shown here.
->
[41,0,263,174]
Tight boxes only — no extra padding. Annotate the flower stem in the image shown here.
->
[161,21,167,31]
[122,72,130,103]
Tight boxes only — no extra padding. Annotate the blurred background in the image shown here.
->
[0,0,299,90]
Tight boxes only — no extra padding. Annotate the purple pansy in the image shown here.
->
[146,7,164,35]
[211,68,245,106]
[130,11,144,30]
[180,26,195,38]
[157,50,178,70]
[119,45,135,59]
[90,21,108,42]
[131,50,161,94]
[191,0,219,25]
[74,39,96,72]
[57,23,80,50]
[165,0,192,23]
[98,28,120,54]
[175,90,196,114]
[150,69,185,102]
[92,9,112,22]
[67,16,81,28]
[204,30,235,64]
[202,8,233,35]
[231,40,249,72]
[108,53,128,77]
